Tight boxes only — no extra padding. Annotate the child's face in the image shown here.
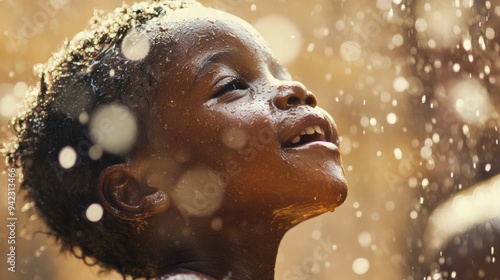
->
[140,8,347,219]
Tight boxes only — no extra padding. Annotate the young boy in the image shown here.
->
[5,0,347,279]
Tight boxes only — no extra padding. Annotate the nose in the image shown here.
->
[272,80,318,110]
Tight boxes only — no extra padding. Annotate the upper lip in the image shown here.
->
[279,110,337,148]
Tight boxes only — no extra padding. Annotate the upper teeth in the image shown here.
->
[291,125,324,144]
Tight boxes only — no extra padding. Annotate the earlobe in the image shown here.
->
[98,165,171,220]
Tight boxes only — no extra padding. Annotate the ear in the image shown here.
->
[98,165,171,220]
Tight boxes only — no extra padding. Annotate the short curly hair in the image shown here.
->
[4,0,201,278]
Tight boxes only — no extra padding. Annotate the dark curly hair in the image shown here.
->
[3,0,201,278]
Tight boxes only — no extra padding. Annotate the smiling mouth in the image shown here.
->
[283,125,327,148]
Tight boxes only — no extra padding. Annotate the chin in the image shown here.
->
[296,162,348,207]
[270,177,347,230]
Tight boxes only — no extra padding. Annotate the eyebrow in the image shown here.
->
[193,50,236,84]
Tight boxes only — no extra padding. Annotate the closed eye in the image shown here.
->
[212,78,249,99]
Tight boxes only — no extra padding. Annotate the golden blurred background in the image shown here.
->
[1,0,500,279]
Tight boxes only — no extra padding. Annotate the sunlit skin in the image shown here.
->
[97,7,347,280]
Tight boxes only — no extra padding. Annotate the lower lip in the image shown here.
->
[284,141,339,152]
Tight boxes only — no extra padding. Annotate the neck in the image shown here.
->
[157,212,287,280]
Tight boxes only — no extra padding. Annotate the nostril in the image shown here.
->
[305,95,317,107]
[287,96,301,107]
[273,81,317,110]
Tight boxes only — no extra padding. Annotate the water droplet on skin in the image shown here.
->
[167,100,176,108]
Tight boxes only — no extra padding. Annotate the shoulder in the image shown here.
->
[157,273,216,280]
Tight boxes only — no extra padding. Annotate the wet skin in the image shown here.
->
[102,7,347,280]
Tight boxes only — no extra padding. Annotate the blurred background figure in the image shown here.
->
[0,0,499,279]
[424,175,500,279]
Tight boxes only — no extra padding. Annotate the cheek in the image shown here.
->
[159,104,284,179]
[183,105,278,162]
[191,120,284,195]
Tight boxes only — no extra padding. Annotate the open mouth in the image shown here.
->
[283,125,327,148]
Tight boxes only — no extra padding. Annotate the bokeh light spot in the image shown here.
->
[0,94,18,118]
[352,257,370,275]
[89,103,138,155]
[340,41,362,62]
[121,28,150,61]
[58,146,77,169]
[393,76,409,92]
[221,127,248,150]
[253,15,302,65]
[86,203,104,222]
[172,166,225,217]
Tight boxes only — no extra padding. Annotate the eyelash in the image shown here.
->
[212,77,248,99]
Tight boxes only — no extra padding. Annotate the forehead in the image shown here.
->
[150,7,276,63]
